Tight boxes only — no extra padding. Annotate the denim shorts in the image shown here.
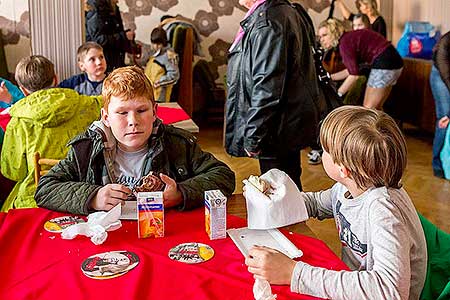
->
[367,68,403,88]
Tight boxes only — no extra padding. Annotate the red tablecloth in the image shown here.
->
[156,106,190,125]
[0,108,10,131]
[0,208,348,300]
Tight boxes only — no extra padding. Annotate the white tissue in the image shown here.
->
[244,169,309,230]
[61,204,122,245]
[253,278,277,300]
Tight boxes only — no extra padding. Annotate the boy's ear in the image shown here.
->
[101,108,111,127]
[338,165,350,179]
[78,61,86,72]
[52,75,58,86]
[18,85,31,96]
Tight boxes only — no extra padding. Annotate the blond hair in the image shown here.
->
[102,66,155,111]
[320,106,407,190]
[318,18,345,48]
[357,0,379,16]
[77,41,103,62]
[15,55,55,93]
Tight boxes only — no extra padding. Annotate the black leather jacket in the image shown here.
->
[224,0,319,158]
[85,0,131,72]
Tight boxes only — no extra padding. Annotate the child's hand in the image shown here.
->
[0,81,12,104]
[438,116,449,129]
[160,173,183,208]
[245,245,297,285]
[91,184,131,211]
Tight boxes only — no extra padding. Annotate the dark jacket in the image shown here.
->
[35,121,235,215]
[224,0,319,158]
[85,0,130,72]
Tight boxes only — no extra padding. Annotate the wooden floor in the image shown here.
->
[197,124,450,257]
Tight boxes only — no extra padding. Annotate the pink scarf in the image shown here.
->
[230,0,267,51]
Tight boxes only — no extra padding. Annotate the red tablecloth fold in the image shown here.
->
[156,106,190,125]
[0,208,348,300]
[0,108,10,131]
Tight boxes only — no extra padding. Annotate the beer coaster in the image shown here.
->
[44,216,86,233]
[168,242,214,264]
[81,250,139,279]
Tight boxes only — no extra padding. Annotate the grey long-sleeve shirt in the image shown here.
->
[291,183,427,300]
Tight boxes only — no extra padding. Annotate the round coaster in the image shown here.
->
[168,242,214,264]
[81,251,139,279]
[44,216,85,233]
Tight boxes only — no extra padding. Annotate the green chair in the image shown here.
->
[419,213,450,300]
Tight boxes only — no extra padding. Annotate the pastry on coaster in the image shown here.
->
[134,172,165,192]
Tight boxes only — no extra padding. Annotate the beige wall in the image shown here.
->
[388,0,450,44]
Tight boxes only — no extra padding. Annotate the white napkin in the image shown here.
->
[244,169,308,230]
[61,204,122,245]
[253,278,277,300]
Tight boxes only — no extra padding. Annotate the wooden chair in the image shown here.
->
[33,152,60,186]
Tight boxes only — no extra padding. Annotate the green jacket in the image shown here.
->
[1,88,102,211]
[35,120,235,215]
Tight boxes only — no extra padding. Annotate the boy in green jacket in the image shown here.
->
[1,55,102,211]
[35,66,235,214]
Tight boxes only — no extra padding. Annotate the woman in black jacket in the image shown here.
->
[85,0,135,72]
[225,0,319,189]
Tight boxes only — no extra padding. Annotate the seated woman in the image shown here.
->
[335,0,387,37]
[329,25,403,110]
[144,27,180,102]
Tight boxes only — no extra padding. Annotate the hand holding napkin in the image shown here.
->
[244,169,308,230]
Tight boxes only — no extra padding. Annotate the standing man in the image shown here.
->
[224,0,319,189]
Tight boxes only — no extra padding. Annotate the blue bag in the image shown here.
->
[397,22,440,60]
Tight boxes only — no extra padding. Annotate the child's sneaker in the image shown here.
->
[308,150,322,165]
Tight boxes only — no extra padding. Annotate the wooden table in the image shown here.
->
[158,102,199,134]
[227,193,317,238]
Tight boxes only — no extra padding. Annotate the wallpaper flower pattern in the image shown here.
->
[0,0,332,77]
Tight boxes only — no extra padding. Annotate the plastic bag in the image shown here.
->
[397,22,440,59]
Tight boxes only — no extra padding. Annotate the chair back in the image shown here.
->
[419,213,450,300]
[33,152,60,186]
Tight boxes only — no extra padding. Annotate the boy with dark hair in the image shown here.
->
[59,41,107,96]
[144,27,179,102]
[36,66,235,214]
[1,55,102,211]
[245,106,427,299]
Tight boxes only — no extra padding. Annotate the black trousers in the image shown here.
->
[259,150,302,191]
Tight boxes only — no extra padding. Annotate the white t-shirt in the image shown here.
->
[113,145,149,189]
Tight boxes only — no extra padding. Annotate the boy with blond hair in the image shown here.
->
[245,106,427,299]
[1,55,102,211]
[58,42,107,96]
[36,66,234,214]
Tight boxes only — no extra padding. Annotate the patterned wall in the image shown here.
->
[0,0,30,76]
[120,0,332,82]
[0,0,333,78]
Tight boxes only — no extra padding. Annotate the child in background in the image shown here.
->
[352,13,370,30]
[144,27,179,102]
[59,42,107,96]
[245,106,427,299]
[1,55,102,211]
[36,66,234,214]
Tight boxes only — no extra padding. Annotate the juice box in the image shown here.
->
[205,190,227,240]
[137,192,164,238]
